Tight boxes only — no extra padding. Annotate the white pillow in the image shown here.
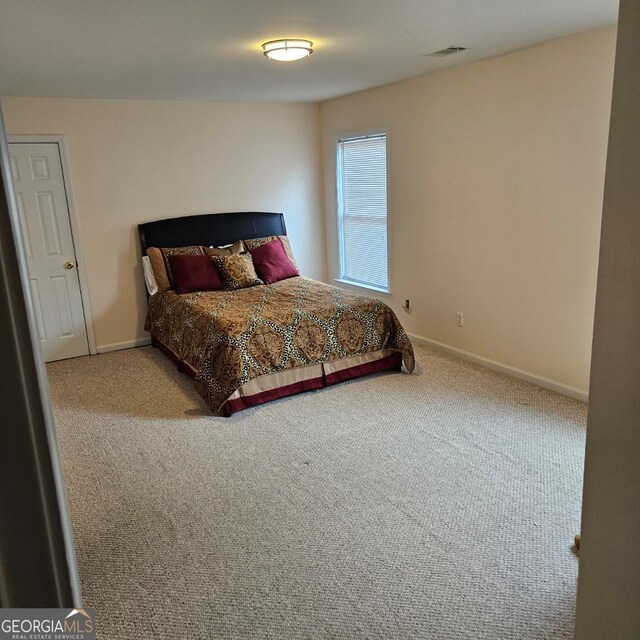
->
[207,240,245,255]
[142,256,159,296]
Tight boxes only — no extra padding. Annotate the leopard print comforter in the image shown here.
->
[145,277,415,411]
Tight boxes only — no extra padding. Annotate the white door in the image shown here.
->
[9,142,89,362]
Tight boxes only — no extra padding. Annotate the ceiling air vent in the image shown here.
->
[427,46,467,58]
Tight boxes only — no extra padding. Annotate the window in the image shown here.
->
[336,133,389,292]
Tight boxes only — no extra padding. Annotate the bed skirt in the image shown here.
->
[150,334,402,416]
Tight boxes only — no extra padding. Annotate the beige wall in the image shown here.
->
[576,2,640,636]
[320,27,616,393]
[1,97,324,350]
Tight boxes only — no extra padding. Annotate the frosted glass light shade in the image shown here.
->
[262,39,313,61]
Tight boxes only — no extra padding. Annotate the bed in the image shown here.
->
[139,211,415,415]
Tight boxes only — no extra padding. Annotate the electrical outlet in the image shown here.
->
[404,299,411,313]
[456,312,464,327]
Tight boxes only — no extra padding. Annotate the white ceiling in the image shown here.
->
[0,0,618,103]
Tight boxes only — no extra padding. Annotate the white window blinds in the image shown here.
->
[337,133,389,291]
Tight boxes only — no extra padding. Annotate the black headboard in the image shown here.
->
[137,211,287,255]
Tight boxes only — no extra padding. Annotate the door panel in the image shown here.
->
[15,192,33,257]
[30,155,51,180]
[29,278,47,341]
[36,191,62,256]
[9,142,88,361]
[52,275,74,336]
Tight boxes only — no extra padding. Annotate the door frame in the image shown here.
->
[8,135,96,356]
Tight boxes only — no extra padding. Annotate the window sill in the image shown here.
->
[334,279,391,296]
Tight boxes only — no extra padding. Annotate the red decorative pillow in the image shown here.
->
[169,254,224,294]
[248,237,299,284]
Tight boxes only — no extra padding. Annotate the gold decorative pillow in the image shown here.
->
[204,241,245,257]
[146,246,205,292]
[212,254,263,290]
[243,236,297,268]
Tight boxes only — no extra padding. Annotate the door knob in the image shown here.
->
[64,261,75,270]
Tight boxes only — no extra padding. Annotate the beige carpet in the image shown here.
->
[47,344,585,639]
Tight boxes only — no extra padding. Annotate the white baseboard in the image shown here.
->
[408,332,589,403]
[96,337,152,354]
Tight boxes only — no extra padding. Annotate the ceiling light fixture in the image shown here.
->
[262,39,313,62]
